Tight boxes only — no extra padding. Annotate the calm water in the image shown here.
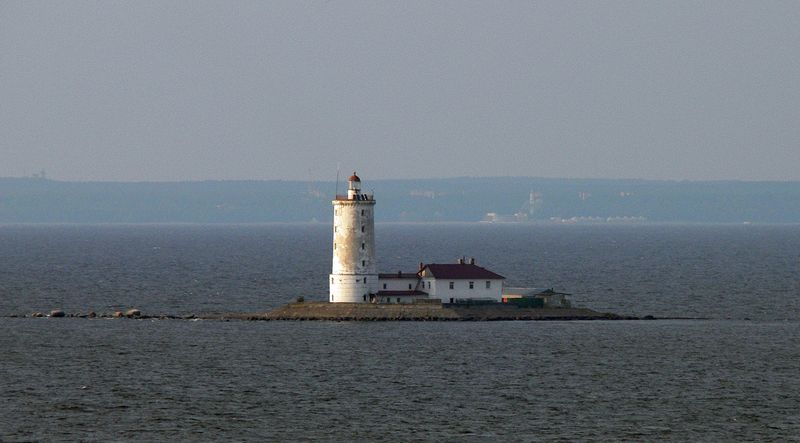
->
[1,223,799,441]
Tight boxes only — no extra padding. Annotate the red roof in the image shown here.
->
[420,263,505,280]
[348,172,361,182]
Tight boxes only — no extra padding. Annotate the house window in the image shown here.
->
[408,284,412,290]
[363,277,367,283]
[363,294,366,301]
[427,282,431,289]
[362,260,365,266]
[361,225,365,232]
[383,283,387,289]
[397,298,400,303]
[486,281,491,289]
[449,282,454,290]
[361,209,365,216]
[469,281,474,289]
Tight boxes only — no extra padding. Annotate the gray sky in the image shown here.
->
[1,1,798,182]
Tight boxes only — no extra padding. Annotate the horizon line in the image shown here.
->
[2,175,800,185]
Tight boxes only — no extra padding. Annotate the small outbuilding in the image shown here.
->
[373,290,429,304]
[502,287,572,308]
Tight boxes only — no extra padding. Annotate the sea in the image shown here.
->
[0,223,798,441]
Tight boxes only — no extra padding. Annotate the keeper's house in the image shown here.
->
[418,259,504,304]
[374,258,505,304]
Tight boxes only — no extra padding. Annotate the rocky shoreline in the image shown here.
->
[8,302,647,322]
[13,308,221,320]
[253,302,642,321]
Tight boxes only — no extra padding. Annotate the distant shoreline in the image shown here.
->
[1,221,799,227]
[2,176,799,223]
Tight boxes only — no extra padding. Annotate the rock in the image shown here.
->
[112,311,124,318]
[87,311,96,318]
[31,312,44,318]
[125,309,141,318]
[49,310,65,318]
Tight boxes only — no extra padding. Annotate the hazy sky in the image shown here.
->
[1,1,798,182]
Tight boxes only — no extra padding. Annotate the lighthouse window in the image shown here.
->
[334,226,337,233]
[363,277,367,283]
[361,225,365,232]
[361,209,365,216]
[361,242,365,250]
[469,281,474,289]
[363,294,366,301]
[449,282,454,290]
[334,243,337,250]
[362,260,365,266]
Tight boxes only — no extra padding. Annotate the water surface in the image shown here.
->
[1,223,798,440]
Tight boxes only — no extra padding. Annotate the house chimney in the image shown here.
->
[419,262,424,271]
[457,257,464,265]
[469,257,475,265]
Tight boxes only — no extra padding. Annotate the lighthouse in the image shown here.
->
[329,172,377,303]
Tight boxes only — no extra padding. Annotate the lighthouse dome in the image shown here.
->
[348,172,361,182]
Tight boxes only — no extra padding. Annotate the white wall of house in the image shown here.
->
[377,295,426,304]
[377,277,420,292]
[421,277,503,302]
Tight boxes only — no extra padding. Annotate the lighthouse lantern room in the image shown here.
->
[330,172,377,303]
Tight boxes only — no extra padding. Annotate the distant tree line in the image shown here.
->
[0,177,798,223]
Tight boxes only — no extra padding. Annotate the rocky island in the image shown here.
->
[247,301,637,321]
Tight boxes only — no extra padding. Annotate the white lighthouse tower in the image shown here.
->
[329,172,377,303]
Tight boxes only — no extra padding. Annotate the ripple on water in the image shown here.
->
[1,224,799,440]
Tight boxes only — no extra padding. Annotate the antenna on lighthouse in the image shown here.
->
[335,163,340,198]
